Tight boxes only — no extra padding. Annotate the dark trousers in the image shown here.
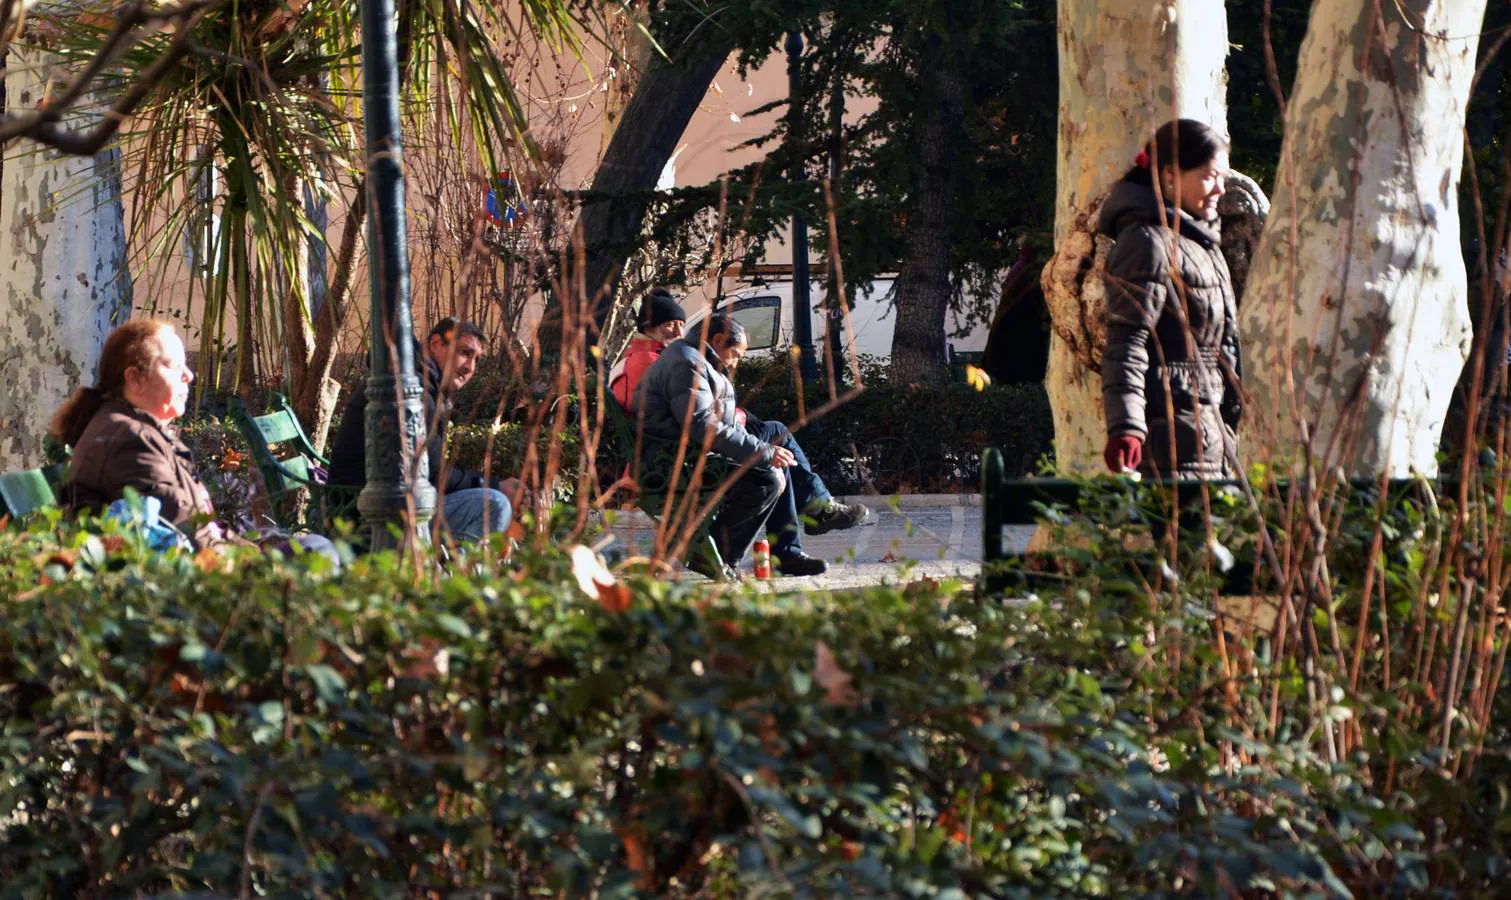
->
[747,418,832,556]
[712,464,785,566]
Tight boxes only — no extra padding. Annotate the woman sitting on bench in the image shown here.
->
[50,319,337,564]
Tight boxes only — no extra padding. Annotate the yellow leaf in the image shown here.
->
[195,546,232,574]
[965,364,991,392]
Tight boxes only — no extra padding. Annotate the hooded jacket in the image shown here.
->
[327,342,488,493]
[632,337,772,464]
[1099,178,1242,479]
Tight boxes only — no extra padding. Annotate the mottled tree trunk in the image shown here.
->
[1041,0,1228,473]
[0,47,131,469]
[294,190,365,452]
[598,1,653,161]
[1239,0,1484,478]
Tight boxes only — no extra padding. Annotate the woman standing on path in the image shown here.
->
[1100,118,1242,480]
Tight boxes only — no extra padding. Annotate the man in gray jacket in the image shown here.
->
[634,314,793,577]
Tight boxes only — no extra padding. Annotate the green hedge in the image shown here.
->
[0,511,1500,897]
[447,420,583,501]
[733,356,1054,494]
[329,354,1052,497]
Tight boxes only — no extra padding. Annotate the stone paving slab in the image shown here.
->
[602,494,1036,590]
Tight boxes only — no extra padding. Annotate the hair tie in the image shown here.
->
[1134,149,1150,169]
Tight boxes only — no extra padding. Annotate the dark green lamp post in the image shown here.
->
[786,28,818,383]
[357,0,434,547]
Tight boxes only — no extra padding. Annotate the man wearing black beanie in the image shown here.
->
[614,288,872,577]
[612,288,688,408]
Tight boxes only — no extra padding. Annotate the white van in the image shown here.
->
[685,274,990,363]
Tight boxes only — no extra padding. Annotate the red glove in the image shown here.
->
[1104,435,1143,473]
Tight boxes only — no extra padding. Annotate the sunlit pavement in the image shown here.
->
[602,494,1038,590]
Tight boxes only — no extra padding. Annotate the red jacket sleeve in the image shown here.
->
[613,342,660,408]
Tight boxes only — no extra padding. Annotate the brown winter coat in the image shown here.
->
[65,399,219,546]
[1099,179,1242,479]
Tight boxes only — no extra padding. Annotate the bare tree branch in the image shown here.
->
[0,0,219,154]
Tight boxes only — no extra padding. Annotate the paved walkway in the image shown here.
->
[603,494,1035,590]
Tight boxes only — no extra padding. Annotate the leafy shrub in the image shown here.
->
[734,355,1054,493]
[448,420,583,504]
[0,508,1502,897]
[176,416,266,531]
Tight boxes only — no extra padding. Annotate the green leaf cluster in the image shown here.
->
[0,507,1504,896]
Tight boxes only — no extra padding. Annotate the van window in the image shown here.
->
[729,295,781,351]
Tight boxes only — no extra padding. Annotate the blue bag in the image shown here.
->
[106,495,193,552]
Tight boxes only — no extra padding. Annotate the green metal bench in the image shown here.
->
[230,394,359,533]
[0,464,66,519]
[600,393,728,578]
[979,446,1446,615]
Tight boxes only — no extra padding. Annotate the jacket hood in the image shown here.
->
[1097,179,1220,248]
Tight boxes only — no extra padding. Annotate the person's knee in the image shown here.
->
[295,533,344,571]
[484,489,513,532]
[758,467,785,502]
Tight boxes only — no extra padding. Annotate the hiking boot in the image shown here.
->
[803,499,873,535]
[774,550,828,577]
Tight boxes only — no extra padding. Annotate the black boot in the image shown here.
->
[774,550,828,576]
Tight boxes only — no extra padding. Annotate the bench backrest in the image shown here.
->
[0,465,64,519]
[229,395,356,530]
[231,396,327,495]
[600,394,732,500]
[980,446,1457,562]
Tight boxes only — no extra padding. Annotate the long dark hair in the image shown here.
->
[1122,118,1228,187]
[49,319,170,448]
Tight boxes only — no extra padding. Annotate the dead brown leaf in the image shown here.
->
[572,545,633,614]
[403,639,451,680]
[815,640,858,706]
[618,826,653,889]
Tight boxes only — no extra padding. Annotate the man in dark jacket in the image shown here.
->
[327,319,512,542]
[634,314,795,577]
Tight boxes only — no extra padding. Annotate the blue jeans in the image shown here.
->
[748,418,831,557]
[438,488,513,543]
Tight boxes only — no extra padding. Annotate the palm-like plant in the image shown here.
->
[33,0,618,438]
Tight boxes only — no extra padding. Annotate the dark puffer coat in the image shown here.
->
[1099,179,1242,479]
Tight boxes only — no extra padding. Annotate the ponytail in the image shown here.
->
[50,386,107,448]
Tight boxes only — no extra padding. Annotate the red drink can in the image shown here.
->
[752,539,772,579]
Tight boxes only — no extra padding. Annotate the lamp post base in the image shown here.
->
[358,372,436,550]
